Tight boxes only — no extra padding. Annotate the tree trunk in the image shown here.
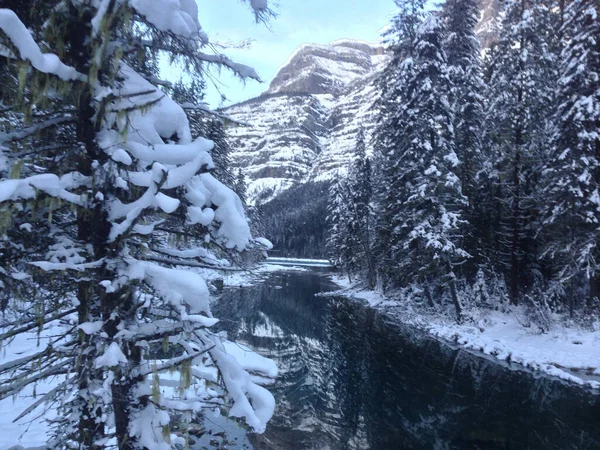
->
[589,275,599,312]
[510,168,520,306]
[72,9,106,444]
[76,281,104,449]
[509,82,524,306]
[449,279,463,323]
[103,288,142,450]
[569,282,574,318]
[68,3,134,447]
[424,284,435,308]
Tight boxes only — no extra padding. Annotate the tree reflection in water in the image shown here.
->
[211,271,600,450]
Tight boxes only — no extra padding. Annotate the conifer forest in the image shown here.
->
[0,0,599,449]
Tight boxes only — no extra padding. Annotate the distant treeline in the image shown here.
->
[259,181,330,258]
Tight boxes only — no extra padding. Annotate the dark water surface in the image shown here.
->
[210,271,600,450]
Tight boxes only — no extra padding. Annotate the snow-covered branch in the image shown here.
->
[0,117,75,144]
[0,9,85,81]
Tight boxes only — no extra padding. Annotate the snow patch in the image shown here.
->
[95,342,128,368]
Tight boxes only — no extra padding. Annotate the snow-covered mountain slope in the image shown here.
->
[222,92,330,203]
[268,39,386,96]
[476,0,503,49]
[224,6,502,206]
[224,40,388,204]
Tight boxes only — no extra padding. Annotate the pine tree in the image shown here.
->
[346,128,376,287]
[206,118,235,189]
[326,177,354,280]
[373,0,426,286]
[483,0,560,305]
[443,0,486,274]
[384,0,427,58]
[234,168,248,206]
[540,0,600,312]
[0,2,276,448]
[389,16,469,317]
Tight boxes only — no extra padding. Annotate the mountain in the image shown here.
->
[224,13,502,207]
[268,40,386,96]
[476,0,503,49]
[222,6,502,256]
[223,39,389,205]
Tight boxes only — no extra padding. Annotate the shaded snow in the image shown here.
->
[95,342,128,368]
[0,326,68,449]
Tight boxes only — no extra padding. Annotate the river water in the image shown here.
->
[207,270,600,450]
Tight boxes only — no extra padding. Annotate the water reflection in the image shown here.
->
[212,271,600,450]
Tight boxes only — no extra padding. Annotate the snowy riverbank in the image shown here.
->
[199,262,309,289]
[328,275,600,390]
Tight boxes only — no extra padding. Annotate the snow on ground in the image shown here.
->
[328,276,600,390]
[199,263,308,289]
[0,327,63,450]
[266,257,330,268]
[428,311,600,389]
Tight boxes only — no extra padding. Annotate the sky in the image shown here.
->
[192,0,396,107]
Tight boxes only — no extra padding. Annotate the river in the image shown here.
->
[203,270,600,450]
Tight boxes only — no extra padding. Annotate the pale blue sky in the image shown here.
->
[194,0,396,107]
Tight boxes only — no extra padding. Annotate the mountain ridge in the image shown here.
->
[223,39,387,205]
[224,2,502,206]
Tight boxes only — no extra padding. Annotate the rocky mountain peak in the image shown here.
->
[267,40,387,96]
[224,4,503,206]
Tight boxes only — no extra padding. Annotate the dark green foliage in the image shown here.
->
[326,128,376,286]
[539,0,600,312]
[341,0,600,319]
[483,0,560,304]
[443,0,486,275]
[261,182,330,258]
[326,177,355,276]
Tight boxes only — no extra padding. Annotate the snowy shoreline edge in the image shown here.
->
[325,274,600,392]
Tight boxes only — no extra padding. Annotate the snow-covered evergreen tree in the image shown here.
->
[483,0,560,305]
[540,0,600,311]
[373,0,425,285]
[326,128,376,285]
[346,128,375,287]
[443,0,486,274]
[234,168,248,207]
[206,118,235,189]
[391,16,469,316]
[373,11,469,316]
[0,1,276,449]
[326,177,355,280]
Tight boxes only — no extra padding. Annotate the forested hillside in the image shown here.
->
[259,181,330,258]
[327,0,600,323]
